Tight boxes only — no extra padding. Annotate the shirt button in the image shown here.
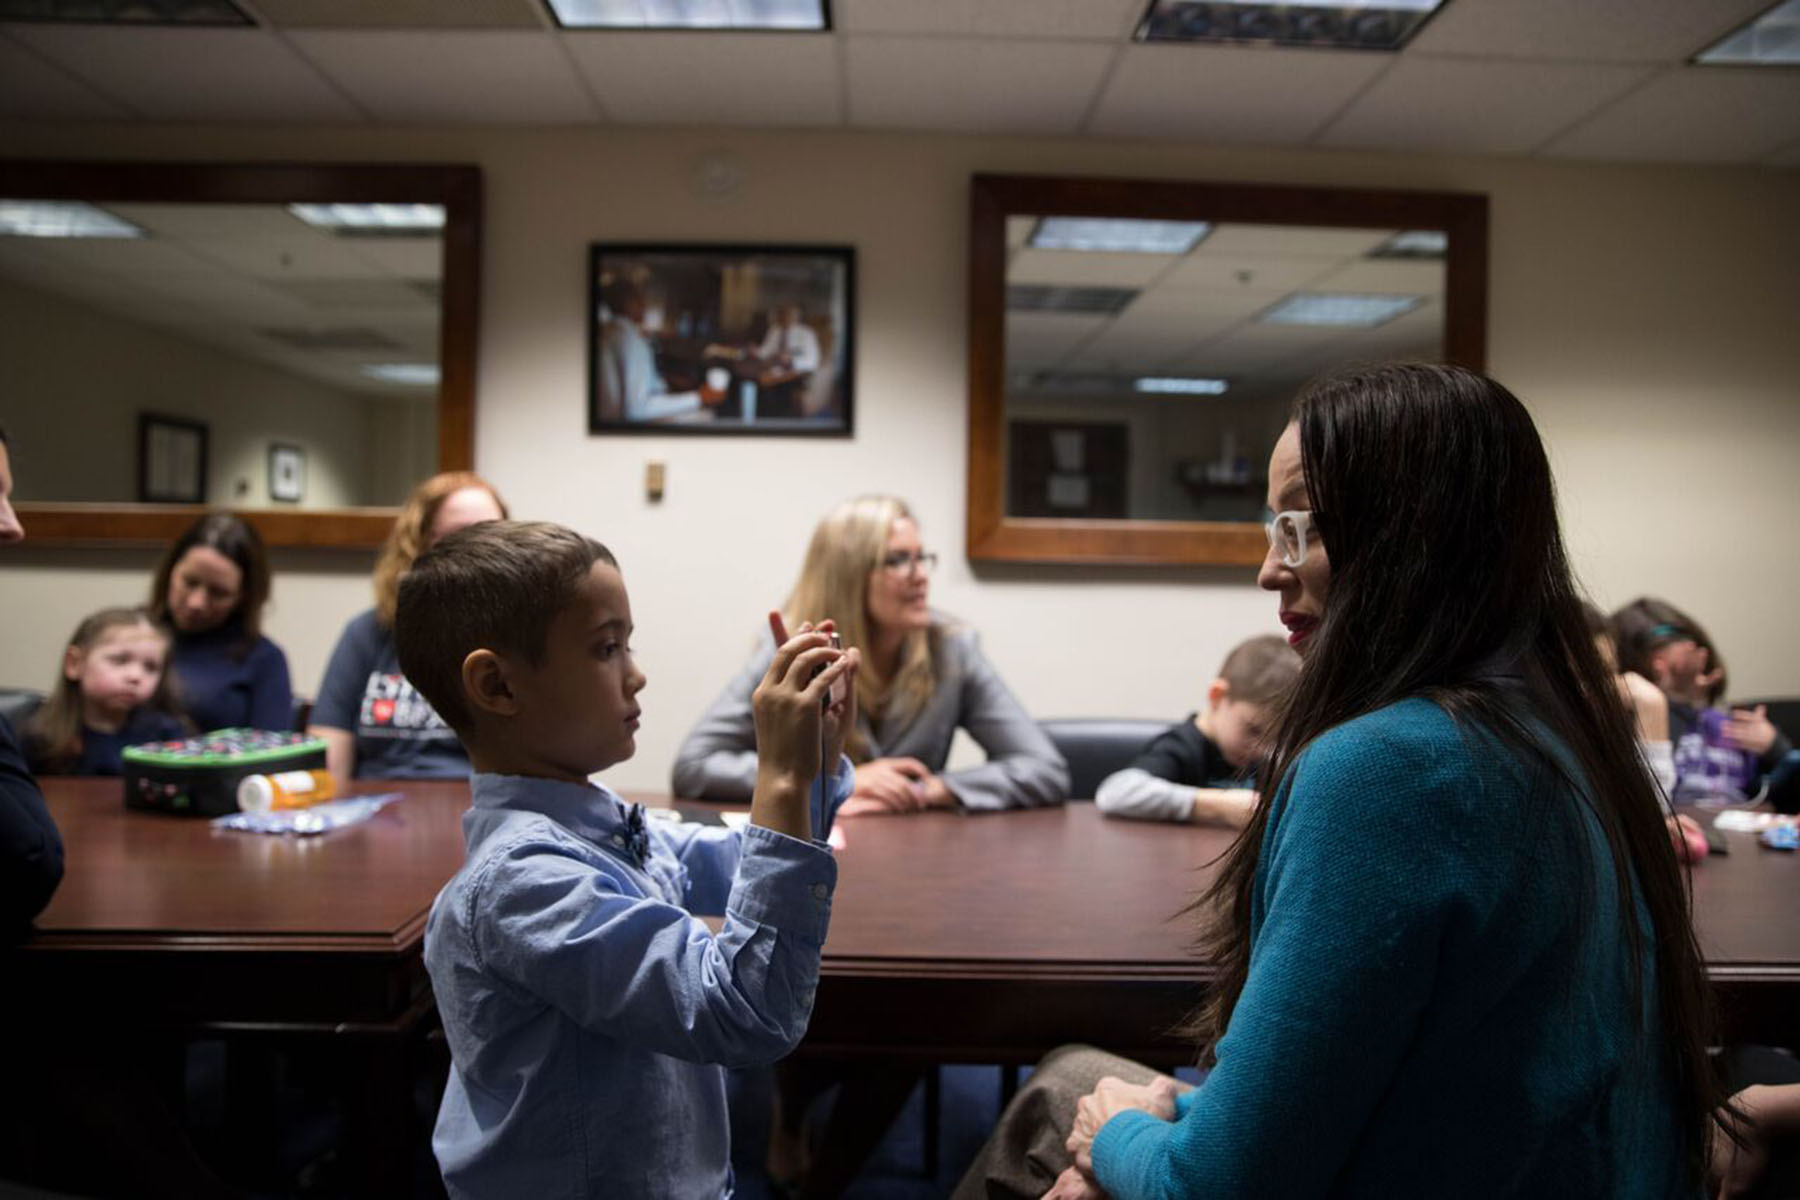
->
[810,883,828,901]
[612,834,625,847]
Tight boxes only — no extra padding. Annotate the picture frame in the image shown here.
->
[589,243,855,437]
[137,413,208,504]
[268,442,306,504]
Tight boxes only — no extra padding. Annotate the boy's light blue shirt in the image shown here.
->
[425,762,852,1199]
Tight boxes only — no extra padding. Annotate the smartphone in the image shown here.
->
[814,631,846,710]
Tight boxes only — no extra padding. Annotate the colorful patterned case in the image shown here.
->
[123,728,329,817]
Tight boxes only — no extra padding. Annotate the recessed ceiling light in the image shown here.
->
[545,0,829,31]
[1368,230,1447,260]
[0,200,144,238]
[1030,217,1211,254]
[1696,0,1800,65]
[1136,0,1447,52]
[288,204,445,235]
[1259,293,1423,327]
[0,0,250,23]
[363,364,440,386]
[1008,285,1139,315]
[1135,376,1230,395]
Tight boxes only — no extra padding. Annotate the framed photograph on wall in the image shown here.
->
[588,243,855,437]
[268,442,306,504]
[138,413,208,504]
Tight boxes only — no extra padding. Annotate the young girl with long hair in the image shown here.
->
[26,607,186,775]
[674,493,1066,814]
[957,363,1721,1200]
[309,471,508,780]
[149,512,292,733]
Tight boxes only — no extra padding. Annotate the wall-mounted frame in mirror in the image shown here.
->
[967,173,1487,567]
[0,160,480,549]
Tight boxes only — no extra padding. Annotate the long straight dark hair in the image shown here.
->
[1192,363,1720,1183]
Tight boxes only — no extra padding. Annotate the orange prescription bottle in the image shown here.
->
[237,769,336,814]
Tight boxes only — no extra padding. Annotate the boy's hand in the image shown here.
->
[771,613,862,770]
[754,615,853,787]
[1723,705,1778,757]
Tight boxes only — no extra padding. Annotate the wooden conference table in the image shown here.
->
[17,779,1800,1184]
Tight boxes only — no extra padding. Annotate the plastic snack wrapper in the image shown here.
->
[213,793,402,836]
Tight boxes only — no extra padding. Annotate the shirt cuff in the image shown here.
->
[1092,1108,1173,1200]
[727,822,837,945]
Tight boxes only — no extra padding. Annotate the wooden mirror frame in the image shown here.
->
[0,159,481,550]
[967,173,1488,567]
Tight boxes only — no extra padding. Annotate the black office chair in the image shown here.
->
[0,687,44,731]
[1734,697,1800,742]
[1038,717,1168,801]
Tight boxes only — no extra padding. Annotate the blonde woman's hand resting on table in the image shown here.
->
[840,756,956,816]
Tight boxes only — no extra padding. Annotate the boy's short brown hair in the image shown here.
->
[394,520,616,737]
[1217,634,1300,708]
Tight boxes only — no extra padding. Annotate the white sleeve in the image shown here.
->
[789,326,821,373]
[1642,740,1675,814]
[1094,767,1197,823]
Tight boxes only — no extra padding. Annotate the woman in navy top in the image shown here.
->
[149,513,293,733]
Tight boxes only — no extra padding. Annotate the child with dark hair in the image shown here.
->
[25,607,186,775]
[1610,596,1793,806]
[1095,634,1297,828]
[396,520,858,1198]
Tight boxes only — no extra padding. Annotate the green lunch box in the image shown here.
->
[123,729,329,818]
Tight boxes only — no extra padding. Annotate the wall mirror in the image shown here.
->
[967,173,1487,567]
[0,161,480,549]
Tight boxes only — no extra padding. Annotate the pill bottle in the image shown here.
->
[237,769,335,814]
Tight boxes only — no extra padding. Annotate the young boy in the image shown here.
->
[394,520,858,1199]
[1094,634,1297,829]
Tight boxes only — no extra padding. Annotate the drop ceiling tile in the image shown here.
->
[16,235,220,276]
[1159,252,1341,291]
[1199,224,1392,257]
[1308,258,1445,295]
[287,30,597,123]
[182,233,388,280]
[1542,66,1800,164]
[1008,248,1180,288]
[1006,311,1108,367]
[0,33,129,119]
[5,26,364,122]
[1318,56,1653,155]
[848,35,1113,134]
[126,271,316,322]
[107,203,312,238]
[836,0,1141,40]
[565,31,840,126]
[343,236,443,279]
[1409,0,1773,63]
[1088,44,1390,144]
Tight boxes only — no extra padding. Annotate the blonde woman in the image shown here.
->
[674,494,1067,812]
[309,471,507,780]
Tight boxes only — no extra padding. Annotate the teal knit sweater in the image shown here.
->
[1092,698,1691,1199]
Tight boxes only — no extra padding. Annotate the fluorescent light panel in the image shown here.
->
[1030,217,1211,254]
[546,0,827,30]
[363,364,439,386]
[1137,0,1446,51]
[1696,0,1800,65]
[1136,377,1229,395]
[1369,230,1447,260]
[288,203,445,234]
[1260,293,1423,327]
[0,200,144,238]
[0,0,249,23]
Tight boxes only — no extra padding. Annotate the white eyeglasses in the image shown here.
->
[1264,509,1317,568]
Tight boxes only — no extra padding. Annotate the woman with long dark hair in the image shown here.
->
[955,363,1721,1199]
[149,512,292,733]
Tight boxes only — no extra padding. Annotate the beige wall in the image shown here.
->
[1,121,1796,790]
[0,273,380,509]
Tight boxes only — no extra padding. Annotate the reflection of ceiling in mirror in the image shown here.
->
[1005,218,1445,403]
[0,202,442,400]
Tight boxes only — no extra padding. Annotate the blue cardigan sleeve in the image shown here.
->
[1092,711,1498,1200]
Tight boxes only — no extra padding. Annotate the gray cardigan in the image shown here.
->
[671,621,1068,811]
